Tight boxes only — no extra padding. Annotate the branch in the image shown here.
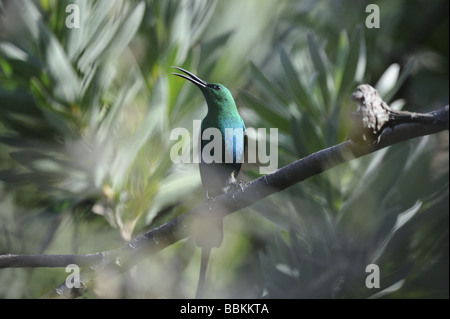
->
[350,84,448,143]
[0,85,448,298]
[0,253,106,268]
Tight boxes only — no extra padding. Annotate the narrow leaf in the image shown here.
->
[279,46,310,110]
[307,32,334,108]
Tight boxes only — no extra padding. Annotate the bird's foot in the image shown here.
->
[237,180,245,192]
[225,179,246,197]
[204,195,216,211]
[232,179,245,192]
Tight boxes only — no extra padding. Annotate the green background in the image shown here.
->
[0,0,448,298]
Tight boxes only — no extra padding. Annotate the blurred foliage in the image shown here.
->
[0,0,448,298]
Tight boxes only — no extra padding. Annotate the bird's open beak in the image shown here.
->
[171,66,207,88]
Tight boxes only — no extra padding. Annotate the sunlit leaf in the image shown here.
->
[383,60,415,102]
[249,62,291,118]
[375,63,400,99]
[339,26,366,96]
[307,32,335,109]
[279,46,310,112]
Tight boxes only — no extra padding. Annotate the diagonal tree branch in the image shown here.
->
[0,85,448,298]
[0,253,105,268]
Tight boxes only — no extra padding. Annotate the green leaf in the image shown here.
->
[66,1,117,60]
[339,26,366,97]
[199,31,234,75]
[101,2,145,62]
[9,150,66,173]
[0,168,35,184]
[334,31,349,93]
[375,63,400,99]
[0,41,42,84]
[291,112,324,157]
[0,89,40,116]
[249,62,291,119]
[383,60,415,102]
[371,201,422,263]
[37,22,81,103]
[307,32,335,108]
[240,92,289,133]
[368,262,414,299]
[279,46,310,112]
[0,136,47,149]
[110,76,167,190]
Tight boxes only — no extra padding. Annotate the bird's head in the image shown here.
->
[171,66,234,107]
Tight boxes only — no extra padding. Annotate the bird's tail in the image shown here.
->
[195,204,224,248]
[194,200,223,298]
[196,247,211,298]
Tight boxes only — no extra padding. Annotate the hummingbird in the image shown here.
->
[171,66,246,298]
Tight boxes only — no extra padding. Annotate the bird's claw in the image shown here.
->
[226,179,245,194]
[237,180,245,192]
[205,196,216,210]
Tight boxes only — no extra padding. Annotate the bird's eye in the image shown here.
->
[207,84,221,90]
